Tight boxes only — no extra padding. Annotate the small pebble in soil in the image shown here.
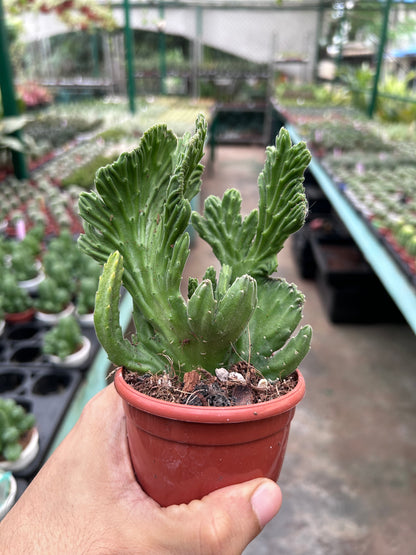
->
[215,367,229,382]
[257,379,268,389]
[228,372,246,383]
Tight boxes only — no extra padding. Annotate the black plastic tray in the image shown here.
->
[310,235,376,287]
[291,212,350,280]
[0,320,99,373]
[310,235,404,324]
[0,365,83,480]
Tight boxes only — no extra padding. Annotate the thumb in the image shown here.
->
[161,478,282,555]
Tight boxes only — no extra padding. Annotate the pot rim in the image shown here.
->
[18,266,45,293]
[114,367,305,423]
[35,302,75,324]
[5,307,35,324]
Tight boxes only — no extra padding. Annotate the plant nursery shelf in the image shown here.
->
[286,123,416,334]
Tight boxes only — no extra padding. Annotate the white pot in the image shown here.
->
[0,472,17,520]
[36,302,75,325]
[76,311,94,327]
[18,262,45,294]
[0,427,40,473]
[47,336,91,368]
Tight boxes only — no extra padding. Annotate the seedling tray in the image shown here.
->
[0,320,99,373]
[0,365,83,480]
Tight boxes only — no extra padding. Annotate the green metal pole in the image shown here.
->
[0,0,28,179]
[123,0,135,113]
[335,5,347,72]
[91,29,100,78]
[158,3,166,95]
[368,0,392,119]
[193,6,203,99]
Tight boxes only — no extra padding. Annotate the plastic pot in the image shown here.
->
[35,302,75,325]
[5,308,35,325]
[47,336,91,368]
[76,311,94,327]
[0,471,17,520]
[114,367,305,507]
[18,263,45,294]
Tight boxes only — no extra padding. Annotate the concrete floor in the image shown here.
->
[186,145,416,555]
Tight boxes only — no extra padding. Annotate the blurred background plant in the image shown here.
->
[0,398,36,462]
[42,314,83,360]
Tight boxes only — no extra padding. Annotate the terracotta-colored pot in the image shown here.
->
[5,307,35,324]
[114,367,305,507]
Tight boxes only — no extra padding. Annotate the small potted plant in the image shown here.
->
[0,398,39,473]
[78,116,312,506]
[16,224,45,259]
[41,252,76,296]
[35,277,74,324]
[42,315,91,368]
[75,276,99,325]
[9,243,45,294]
[0,273,35,324]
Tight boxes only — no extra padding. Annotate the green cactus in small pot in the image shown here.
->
[18,224,45,258]
[35,277,72,315]
[78,115,312,383]
[42,252,76,294]
[77,114,313,506]
[0,273,34,318]
[42,315,84,360]
[9,244,40,282]
[0,399,36,463]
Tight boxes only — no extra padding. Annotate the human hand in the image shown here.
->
[0,384,282,554]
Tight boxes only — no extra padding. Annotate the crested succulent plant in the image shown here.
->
[78,115,312,380]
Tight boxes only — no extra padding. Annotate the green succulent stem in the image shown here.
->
[79,117,312,379]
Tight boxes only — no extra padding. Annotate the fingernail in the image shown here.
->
[251,481,282,528]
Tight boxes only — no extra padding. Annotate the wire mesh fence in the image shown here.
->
[20,2,319,103]
[13,2,416,124]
